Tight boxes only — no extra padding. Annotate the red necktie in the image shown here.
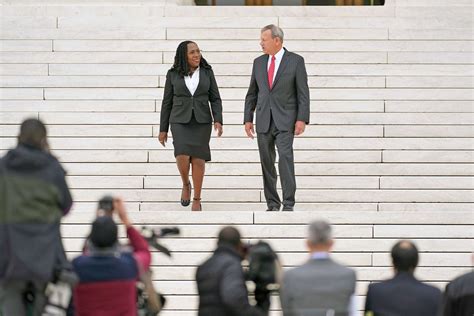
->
[268,55,276,89]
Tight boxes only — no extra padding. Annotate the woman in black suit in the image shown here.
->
[158,41,223,212]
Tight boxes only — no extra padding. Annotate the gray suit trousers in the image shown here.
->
[257,117,296,208]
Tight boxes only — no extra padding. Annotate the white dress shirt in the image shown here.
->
[184,67,200,96]
[267,47,285,84]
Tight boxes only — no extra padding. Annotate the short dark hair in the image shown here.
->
[391,240,419,272]
[18,118,47,150]
[217,226,241,248]
[90,216,118,248]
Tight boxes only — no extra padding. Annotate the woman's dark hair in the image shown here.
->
[171,40,211,77]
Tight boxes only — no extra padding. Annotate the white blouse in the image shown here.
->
[184,67,200,96]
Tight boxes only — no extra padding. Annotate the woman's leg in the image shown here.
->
[191,157,205,211]
[176,155,191,202]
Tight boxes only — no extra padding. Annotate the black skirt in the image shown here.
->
[170,113,212,161]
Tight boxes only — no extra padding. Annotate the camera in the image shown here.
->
[136,226,180,315]
[140,227,180,257]
[244,241,280,313]
[97,195,114,216]
[245,241,280,292]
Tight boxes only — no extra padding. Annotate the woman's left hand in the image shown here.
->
[214,122,223,137]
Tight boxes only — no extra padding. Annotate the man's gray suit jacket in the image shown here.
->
[280,258,356,316]
[244,48,310,133]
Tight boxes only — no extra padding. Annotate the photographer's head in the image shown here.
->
[90,216,118,248]
[217,226,245,257]
[307,220,334,253]
[391,240,419,274]
[18,118,48,151]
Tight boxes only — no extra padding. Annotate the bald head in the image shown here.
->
[391,240,419,272]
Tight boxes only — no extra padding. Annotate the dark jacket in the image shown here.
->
[0,144,72,282]
[244,48,310,133]
[196,245,266,316]
[364,272,442,316]
[441,271,474,316]
[72,226,151,316]
[160,66,223,133]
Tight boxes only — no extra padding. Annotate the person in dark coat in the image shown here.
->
[441,268,474,316]
[196,226,268,316]
[0,119,73,316]
[364,240,442,316]
[158,40,223,212]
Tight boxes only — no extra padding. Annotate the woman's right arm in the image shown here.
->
[159,70,174,133]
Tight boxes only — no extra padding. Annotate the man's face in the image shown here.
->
[260,30,280,55]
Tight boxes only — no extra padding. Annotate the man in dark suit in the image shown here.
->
[244,24,310,212]
[364,240,442,316]
[440,266,474,316]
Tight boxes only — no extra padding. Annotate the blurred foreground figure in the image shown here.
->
[196,226,270,316]
[0,118,73,315]
[364,240,442,316]
[280,220,357,316]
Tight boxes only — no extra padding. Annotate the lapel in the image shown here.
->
[194,67,204,95]
[271,48,290,90]
[262,55,270,92]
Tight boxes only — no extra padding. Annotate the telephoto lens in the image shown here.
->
[98,195,114,216]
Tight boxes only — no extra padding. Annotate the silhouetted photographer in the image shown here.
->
[72,197,154,316]
[0,119,73,316]
[196,226,278,316]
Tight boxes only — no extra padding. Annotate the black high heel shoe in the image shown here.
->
[180,182,191,207]
[192,197,202,212]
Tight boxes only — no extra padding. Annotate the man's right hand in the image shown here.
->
[244,122,255,139]
[158,132,168,147]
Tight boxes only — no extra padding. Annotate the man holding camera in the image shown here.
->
[0,119,73,316]
[196,226,270,316]
[72,198,151,316]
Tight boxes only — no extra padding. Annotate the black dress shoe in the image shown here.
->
[180,182,191,207]
[266,206,280,212]
[282,206,294,212]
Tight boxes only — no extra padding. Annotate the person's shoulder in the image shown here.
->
[367,278,391,292]
[328,258,355,273]
[284,262,312,280]
[46,153,67,177]
[285,50,304,61]
[417,280,442,295]
[72,254,90,268]
[282,265,302,284]
[254,54,267,63]
[449,271,474,288]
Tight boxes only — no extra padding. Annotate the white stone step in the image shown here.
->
[48,39,471,52]
[54,162,473,176]
[383,151,473,163]
[45,63,472,76]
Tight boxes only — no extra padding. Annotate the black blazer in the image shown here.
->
[364,272,442,316]
[159,67,223,133]
[244,48,310,133]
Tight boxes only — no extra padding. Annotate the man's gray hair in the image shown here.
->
[308,220,332,245]
[261,24,284,42]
